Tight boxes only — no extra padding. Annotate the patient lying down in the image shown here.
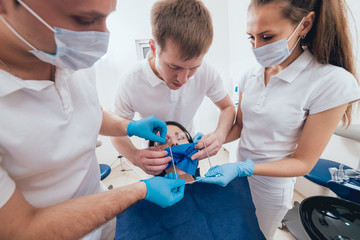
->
[149,121,200,183]
[116,122,265,239]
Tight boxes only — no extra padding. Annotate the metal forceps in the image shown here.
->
[169,146,178,179]
[203,141,212,168]
[204,141,221,177]
[185,177,206,184]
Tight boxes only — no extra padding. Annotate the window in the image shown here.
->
[135,39,150,60]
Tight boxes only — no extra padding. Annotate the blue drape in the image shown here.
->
[164,143,199,175]
[115,177,265,239]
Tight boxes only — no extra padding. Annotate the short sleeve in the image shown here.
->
[204,63,227,103]
[308,67,360,115]
[0,160,15,208]
[113,78,136,120]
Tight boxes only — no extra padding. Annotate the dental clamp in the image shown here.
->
[169,146,178,179]
[203,141,212,168]
[185,177,206,184]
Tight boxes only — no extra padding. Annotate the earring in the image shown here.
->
[302,34,307,39]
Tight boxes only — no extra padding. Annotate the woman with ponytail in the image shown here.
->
[200,0,360,238]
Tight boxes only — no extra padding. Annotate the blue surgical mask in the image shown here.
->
[164,143,199,176]
[0,0,110,71]
[252,18,305,67]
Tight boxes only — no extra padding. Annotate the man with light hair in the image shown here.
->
[112,0,235,176]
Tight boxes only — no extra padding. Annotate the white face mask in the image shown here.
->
[0,0,110,71]
[251,17,305,67]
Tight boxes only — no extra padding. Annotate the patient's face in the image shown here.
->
[155,124,194,182]
[154,125,190,149]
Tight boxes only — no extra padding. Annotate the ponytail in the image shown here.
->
[308,0,357,126]
[309,1,354,72]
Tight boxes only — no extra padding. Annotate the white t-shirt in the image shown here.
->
[0,67,103,208]
[238,49,360,187]
[113,57,227,133]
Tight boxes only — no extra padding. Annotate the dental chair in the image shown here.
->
[281,159,358,240]
[96,140,112,180]
[281,159,360,240]
[99,163,111,180]
[328,125,360,203]
[304,158,351,188]
[282,125,360,239]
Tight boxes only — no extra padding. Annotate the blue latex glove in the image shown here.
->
[164,172,179,179]
[127,115,167,144]
[198,158,254,187]
[193,132,204,144]
[142,173,185,208]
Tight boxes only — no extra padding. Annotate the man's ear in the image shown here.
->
[149,39,156,57]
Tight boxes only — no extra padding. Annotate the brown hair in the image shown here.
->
[151,0,213,60]
[250,0,358,126]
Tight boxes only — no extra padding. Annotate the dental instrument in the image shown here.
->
[169,146,178,179]
[203,141,222,177]
[185,177,206,184]
[203,141,212,168]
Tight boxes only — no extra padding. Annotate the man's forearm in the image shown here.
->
[224,123,242,143]
[215,105,236,143]
[110,136,138,164]
[100,109,131,136]
[5,182,146,240]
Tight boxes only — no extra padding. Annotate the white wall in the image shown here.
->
[227,0,254,81]
[224,0,253,161]
[193,0,231,135]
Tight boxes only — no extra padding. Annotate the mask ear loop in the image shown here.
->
[203,141,212,168]
[17,0,56,33]
[0,16,37,50]
[287,17,305,42]
[169,147,178,179]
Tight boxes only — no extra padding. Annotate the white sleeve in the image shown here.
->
[0,158,15,208]
[205,63,228,103]
[112,78,136,120]
[308,67,360,115]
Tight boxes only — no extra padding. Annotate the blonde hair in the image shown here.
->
[151,0,213,60]
[250,0,359,126]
